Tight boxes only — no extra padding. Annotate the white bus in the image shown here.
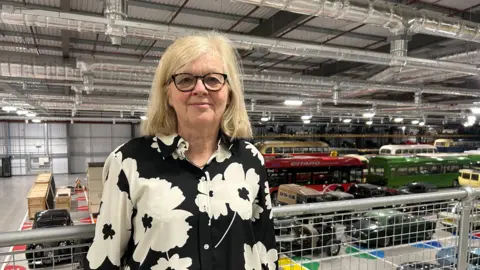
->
[378,144,438,155]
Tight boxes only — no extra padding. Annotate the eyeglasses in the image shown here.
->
[170,73,228,92]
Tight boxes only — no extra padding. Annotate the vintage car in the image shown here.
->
[346,209,436,248]
[397,262,452,270]
[347,183,387,199]
[26,209,76,268]
[437,202,480,233]
[396,182,449,214]
[275,184,342,256]
[436,246,480,269]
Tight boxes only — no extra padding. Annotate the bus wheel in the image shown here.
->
[452,180,459,187]
[335,187,344,192]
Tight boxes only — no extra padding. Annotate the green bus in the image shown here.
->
[365,155,474,188]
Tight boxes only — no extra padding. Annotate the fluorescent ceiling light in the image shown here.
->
[31,119,41,123]
[140,115,147,120]
[260,117,269,122]
[401,126,406,130]
[16,110,28,115]
[393,117,403,123]
[2,106,16,112]
[411,120,419,125]
[343,119,352,123]
[284,100,303,106]
[362,112,375,118]
[303,119,311,124]
[471,107,480,114]
[26,112,36,117]
[468,115,476,122]
[301,115,312,120]
[419,122,425,126]
[464,122,471,127]
[366,121,373,125]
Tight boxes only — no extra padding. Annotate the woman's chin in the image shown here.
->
[187,115,219,126]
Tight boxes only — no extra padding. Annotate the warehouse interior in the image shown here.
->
[2,0,480,269]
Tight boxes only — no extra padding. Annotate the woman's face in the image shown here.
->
[168,53,229,130]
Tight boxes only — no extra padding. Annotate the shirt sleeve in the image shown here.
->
[85,150,134,269]
[252,156,278,270]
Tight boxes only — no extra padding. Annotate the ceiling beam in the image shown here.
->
[60,0,71,58]
[248,11,309,37]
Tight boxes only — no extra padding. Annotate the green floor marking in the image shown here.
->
[291,256,320,270]
[345,246,377,260]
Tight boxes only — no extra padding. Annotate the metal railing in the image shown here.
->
[1,187,480,270]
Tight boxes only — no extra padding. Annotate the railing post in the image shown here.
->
[457,186,475,270]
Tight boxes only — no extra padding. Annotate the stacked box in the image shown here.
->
[27,173,53,219]
[87,162,104,215]
[55,188,72,210]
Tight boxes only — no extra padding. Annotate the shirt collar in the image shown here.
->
[151,131,235,160]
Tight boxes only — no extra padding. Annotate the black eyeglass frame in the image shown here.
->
[169,72,228,92]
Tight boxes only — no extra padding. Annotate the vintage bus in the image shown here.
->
[434,139,480,153]
[378,144,438,155]
[265,155,364,202]
[365,155,473,188]
[256,140,358,158]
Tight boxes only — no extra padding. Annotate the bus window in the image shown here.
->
[371,166,384,176]
[472,174,479,181]
[350,169,362,182]
[430,165,441,174]
[422,148,428,153]
[384,149,391,154]
[414,149,422,154]
[309,147,317,152]
[427,148,434,153]
[409,149,415,154]
[462,172,471,179]
[402,149,409,154]
[395,150,401,154]
[274,147,283,154]
[284,147,293,153]
[295,172,311,184]
[265,147,273,154]
[302,147,309,153]
[293,147,302,153]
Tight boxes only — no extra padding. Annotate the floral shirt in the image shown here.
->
[85,133,278,270]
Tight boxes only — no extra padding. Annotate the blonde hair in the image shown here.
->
[141,32,252,139]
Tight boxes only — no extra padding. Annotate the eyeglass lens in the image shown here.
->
[174,73,225,91]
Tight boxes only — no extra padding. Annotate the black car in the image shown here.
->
[26,209,76,268]
[346,209,436,248]
[397,182,448,214]
[275,217,341,257]
[348,184,386,199]
[397,261,453,270]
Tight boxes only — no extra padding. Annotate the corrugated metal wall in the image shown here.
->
[0,122,139,175]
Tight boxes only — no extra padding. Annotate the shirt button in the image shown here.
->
[204,244,209,250]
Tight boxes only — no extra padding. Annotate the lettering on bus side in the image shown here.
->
[291,161,322,166]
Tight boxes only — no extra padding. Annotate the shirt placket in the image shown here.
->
[198,168,214,270]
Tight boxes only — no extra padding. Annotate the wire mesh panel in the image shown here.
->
[0,242,91,270]
[276,200,461,270]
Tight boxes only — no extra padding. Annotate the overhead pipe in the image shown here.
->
[233,0,480,44]
[104,0,128,46]
[1,6,480,75]
[0,116,140,123]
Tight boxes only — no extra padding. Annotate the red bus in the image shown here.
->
[266,155,364,201]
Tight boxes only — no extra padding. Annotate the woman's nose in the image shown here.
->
[191,79,208,95]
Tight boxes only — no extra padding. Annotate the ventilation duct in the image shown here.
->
[233,0,480,44]
[0,116,140,123]
[1,6,479,75]
[104,0,128,46]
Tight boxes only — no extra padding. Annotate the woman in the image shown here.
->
[85,33,278,270]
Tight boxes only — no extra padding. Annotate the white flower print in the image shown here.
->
[215,143,232,163]
[245,142,264,165]
[195,174,229,220]
[133,178,193,264]
[244,242,278,270]
[172,140,189,160]
[151,137,161,153]
[251,198,264,221]
[244,243,261,270]
[221,163,260,220]
[151,254,192,270]
[157,133,176,146]
[256,242,278,270]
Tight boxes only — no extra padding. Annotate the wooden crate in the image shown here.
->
[55,188,71,210]
[89,202,100,215]
[35,172,52,185]
[27,183,49,219]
